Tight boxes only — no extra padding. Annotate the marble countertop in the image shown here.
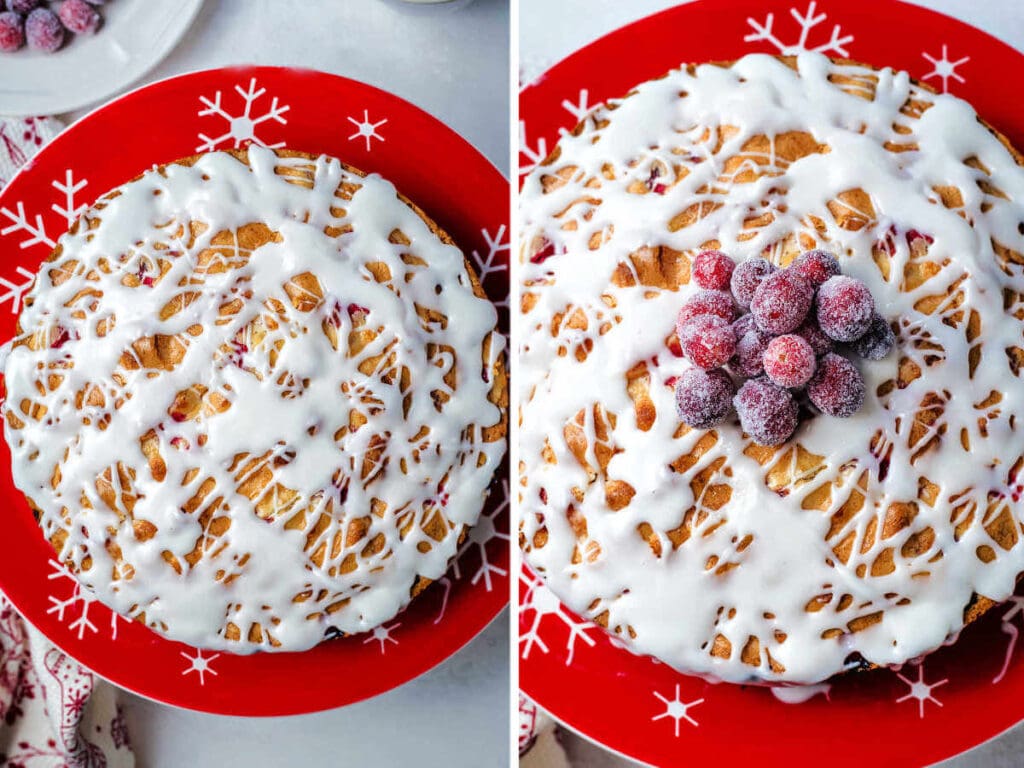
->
[102,1,511,766]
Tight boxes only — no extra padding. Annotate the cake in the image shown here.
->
[519,53,1024,684]
[2,145,508,652]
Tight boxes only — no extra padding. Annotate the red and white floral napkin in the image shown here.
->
[0,114,134,768]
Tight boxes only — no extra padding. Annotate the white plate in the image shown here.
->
[0,0,204,116]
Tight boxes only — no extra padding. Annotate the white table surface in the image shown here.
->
[66,2,512,767]
[519,1,1024,766]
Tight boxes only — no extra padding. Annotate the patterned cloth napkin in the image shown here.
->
[519,693,568,768]
[0,115,134,768]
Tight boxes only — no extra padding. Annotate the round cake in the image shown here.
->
[3,145,508,652]
[519,53,1024,684]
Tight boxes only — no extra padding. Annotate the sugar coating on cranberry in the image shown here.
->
[25,7,63,51]
[750,269,813,334]
[850,313,896,361]
[794,318,833,357]
[734,378,799,446]
[0,11,24,52]
[59,0,101,34]
[732,313,756,339]
[816,275,874,342]
[730,258,776,309]
[679,314,737,370]
[676,289,736,328]
[675,367,735,429]
[790,249,840,288]
[807,353,865,417]
[763,334,817,389]
[692,250,735,291]
[731,325,771,379]
[10,0,41,14]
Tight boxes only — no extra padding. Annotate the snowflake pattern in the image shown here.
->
[180,649,219,686]
[652,684,704,736]
[519,120,549,178]
[363,621,401,653]
[470,225,510,310]
[196,78,290,153]
[470,225,510,285]
[0,266,34,314]
[347,110,388,151]
[922,45,970,93]
[895,662,948,718]
[46,561,119,642]
[1,168,88,252]
[744,1,853,57]
[451,480,510,592]
[519,568,597,665]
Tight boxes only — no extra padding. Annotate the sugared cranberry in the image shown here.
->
[750,270,813,334]
[59,0,101,34]
[763,334,816,388]
[849,313,895,361]
[679,314,736,370]
[676,289,736,328]
[807,353,865,417]
[692,250,735,291]
[675,367,735,429]
[0,11,24,51]
[25,7,63,51]
[794,318,833,357]
[10,0,41,13]
[731,324,771,378]
[816,275,874,342]
[790,249,840,288]
[732,313,757,339]
[734,378,799,446]
[730,258,776,309]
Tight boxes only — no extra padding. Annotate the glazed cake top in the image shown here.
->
[3,146,506,652]
[519,53,1024,684]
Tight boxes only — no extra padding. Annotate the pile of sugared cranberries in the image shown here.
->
[0,0,107,54]
[673,249,895,445]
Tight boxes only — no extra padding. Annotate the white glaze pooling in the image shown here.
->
[3,146,505,652]
[519,54,1024,684]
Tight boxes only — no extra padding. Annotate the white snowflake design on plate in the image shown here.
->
[521,89,606,178]
[434,479,510,625]
[519,120,549,178]
[347,110,388,151]
[180,649,219,685]
[519,568,596,665]
[894,662,948,718]
[470,225,510,310]
[363,621,401,654]
[196,77,290,153]
[922,45,970,93]
[744,1,853,57]
[46,560,119,642]
[0,169,88,304]
[652,684,704,736]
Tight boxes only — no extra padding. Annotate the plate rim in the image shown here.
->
[0,63,510,716]
[517,0,1024,764]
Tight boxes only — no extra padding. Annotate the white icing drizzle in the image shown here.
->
[770,682,831,704]
[3,146,505,653]
[519,54,1024,684]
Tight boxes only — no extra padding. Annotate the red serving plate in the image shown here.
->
[0,66,510,716]
[519,2,1024,765]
